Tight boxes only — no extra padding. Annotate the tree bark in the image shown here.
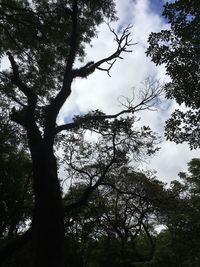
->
[31,142,64,267]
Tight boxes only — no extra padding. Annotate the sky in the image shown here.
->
[57,0,200,184]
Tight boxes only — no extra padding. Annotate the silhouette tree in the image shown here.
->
[0,1,161,266]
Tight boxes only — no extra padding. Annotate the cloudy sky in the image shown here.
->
[1,0,198,183]
[57,0,200,183]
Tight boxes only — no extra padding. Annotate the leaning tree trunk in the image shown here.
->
[31,141,65,267]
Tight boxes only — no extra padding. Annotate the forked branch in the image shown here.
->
[64,133,117,212]
[72,24,135,78]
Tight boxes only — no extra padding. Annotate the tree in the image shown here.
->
[63,169,166,267]
[61,91,161,215]
[0,1,162,266]
[61,121,164,267]
[146,0,200,148]
[169,159,200,266]
[0,107,33,266]
[0,119,32,240]
[0,99,33,266]
[153,158,200,267]
[93,171,161,266]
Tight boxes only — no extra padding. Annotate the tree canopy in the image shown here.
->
[147,0,200,148]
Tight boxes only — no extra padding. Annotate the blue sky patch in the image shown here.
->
[149,0,165,16]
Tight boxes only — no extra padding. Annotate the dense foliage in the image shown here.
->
[147,0,200,148]
[0,0,160,266]
[0,120,32,239]
[62,158,200,267]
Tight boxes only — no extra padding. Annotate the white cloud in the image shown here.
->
[58,0,200,182]
[0,56,10,71]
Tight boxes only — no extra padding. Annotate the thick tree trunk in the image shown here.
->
[31,142,64,267]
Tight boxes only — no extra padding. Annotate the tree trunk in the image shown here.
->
[31,142,64,267]
[121,237,128,267]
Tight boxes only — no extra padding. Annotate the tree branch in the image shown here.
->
[101,182,148,200]
[72,25,134,78]
[68,148,98,182]
[64,133,117,212]
[0,23,36,62]
[6,52,37,107]
[5,53,41,140]
[10,95,26,107]
[47,0,78,121]
[55,82,162,134]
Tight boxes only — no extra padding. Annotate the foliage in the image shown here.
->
[0,0,116,99]
[62,164,167,267]
[0,112,33,266]
[0,117,32,239]
[147,0,200,148]
[152,158,200,267]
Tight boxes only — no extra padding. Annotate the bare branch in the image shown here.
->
[96,59,117,77]
[72,24,135,78]
[55,81,163,134]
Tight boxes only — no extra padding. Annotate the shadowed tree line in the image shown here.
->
[1,120,200,267]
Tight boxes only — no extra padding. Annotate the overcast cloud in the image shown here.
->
[58,0,200,183]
